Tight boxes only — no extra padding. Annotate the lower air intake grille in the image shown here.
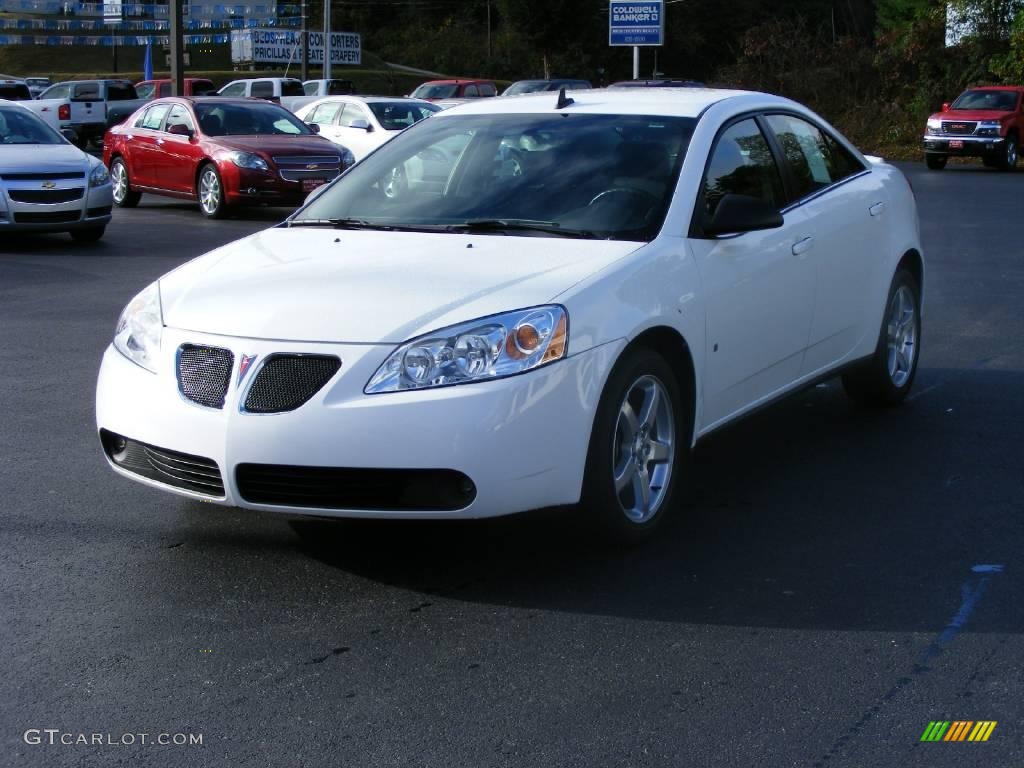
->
[177,344,234,409]
[235,464,476,510]
[100,430,224,496]
[243,354,340,413]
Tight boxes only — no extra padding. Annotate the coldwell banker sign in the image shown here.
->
[609,1,664,46]
[233,29,362,66]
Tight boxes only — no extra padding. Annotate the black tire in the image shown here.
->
[110,158,141,208]
[997,135,1018,171]
[925,154,947,170]
[69,226,105,243]
[580,347,690,545]
[197,163,228,219]
[842,268,921,406]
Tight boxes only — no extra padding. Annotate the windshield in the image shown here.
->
[194,102,312,136]
[294,113,694,241]
[368,101,441,130]
[0,106,65,144]
[951,90,1019,111]
[504,81,550,95]
[411,84,458,99]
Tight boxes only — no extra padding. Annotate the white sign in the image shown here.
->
[103,1,122,24]
[232,29,361,66]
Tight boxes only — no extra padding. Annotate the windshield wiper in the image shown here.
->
[286,218,445,232]
[449,218,598,238]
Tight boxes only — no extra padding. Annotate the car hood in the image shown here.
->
[0,143,89,172]
[208,135,339,156]
[159,227,642,343]
[929,109,1014,122]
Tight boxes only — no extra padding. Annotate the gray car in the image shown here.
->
[0,100,113,242]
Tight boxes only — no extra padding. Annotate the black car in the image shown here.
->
[609,79,705,88]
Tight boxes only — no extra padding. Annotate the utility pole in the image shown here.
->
[170,0,185,96]
[300,0,308,81]
[322,0,331,80]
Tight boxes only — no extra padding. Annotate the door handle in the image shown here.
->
[869,201,885,217]
[792,236,814,256]
[156,138,165,145]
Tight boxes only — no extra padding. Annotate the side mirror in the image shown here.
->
[349,118,372,132]
[306,122,320,134]
[60,128,78,144]
[166,123,194,139]
[703,194,784,237]
[942,102,951,112]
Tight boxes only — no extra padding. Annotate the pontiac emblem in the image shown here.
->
[306,163,319,170]
[238,354,258,385]
[41,181,56,189]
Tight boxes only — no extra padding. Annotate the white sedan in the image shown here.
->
[295,96,441,161]
[0,100,113,242]
[96,88,923,542]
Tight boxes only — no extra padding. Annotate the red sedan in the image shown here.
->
[103,97,354,218]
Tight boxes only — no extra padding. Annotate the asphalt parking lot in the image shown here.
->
[1,162,1022,767]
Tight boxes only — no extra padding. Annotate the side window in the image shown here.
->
[463,84,479,97]
[340,105,369,127]
[328,80,351,95]
[219,82,246,97]
[140,104,170,130]
[304,82,318,96]
[158,83,171,97]
[702,118,784,218]
[765,114,865,200]
[164,104,194,133]
[479,83,496,97]
[250,81,274,99]
[309,102,342,125]
[41,83,70,100]
[136,83,155,100]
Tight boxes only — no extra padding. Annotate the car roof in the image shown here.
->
[148,96,286,107]
[963,85,1024,92]
[438,87,767,118]
[419,79,493,85]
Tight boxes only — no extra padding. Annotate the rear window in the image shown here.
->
[0,83,31,100]
[251,82,275,99]
[73,82,101,100]
[411,84,457,99]
[281,80,305,97]
[107,83,137,101]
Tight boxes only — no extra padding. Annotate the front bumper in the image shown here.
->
[96,327,622,519]
[0,181,113,233]
[222,164,343,207]
[922,134,1007,157]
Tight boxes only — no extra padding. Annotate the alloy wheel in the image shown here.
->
[111,162,127,203]
[886,285,918,387]
[199,168,221,215]
[611,374,676,524]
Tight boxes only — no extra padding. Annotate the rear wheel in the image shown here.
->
[842,269,921,406]
[69,226,105,243]
[110,158,140,208]
[997,135,1018,171]
[580,347,689,544]
[925,154,947,170]
[198,164,228,219]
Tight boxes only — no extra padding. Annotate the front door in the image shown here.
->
[689,117,817,431]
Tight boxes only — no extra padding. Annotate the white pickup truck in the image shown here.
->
[217,77,355,115]
[22,79,142,148]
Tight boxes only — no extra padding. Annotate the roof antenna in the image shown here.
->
[555,87,574,110]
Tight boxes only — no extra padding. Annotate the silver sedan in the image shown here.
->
[0,100,113,242]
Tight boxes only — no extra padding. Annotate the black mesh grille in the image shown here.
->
[243,355,340,413]
[177,344,234,409]
[1,171,85,181]
[13,211,80,224]
[100,430,224,496]
[8,188,84,204]
[236,464,476,510]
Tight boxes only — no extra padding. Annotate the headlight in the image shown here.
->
[113,282,163,373]
[89,162,110,187]
[976,120,1002,136]
[227,151,269,171]
[926,118,942,130]
[365,306,568,394]
[339,148,355,168]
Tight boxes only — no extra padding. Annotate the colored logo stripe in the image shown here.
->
[920,721,996,742]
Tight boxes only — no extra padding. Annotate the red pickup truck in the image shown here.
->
[923,85,1024,170]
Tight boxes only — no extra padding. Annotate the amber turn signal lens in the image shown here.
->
[540,312,567,363]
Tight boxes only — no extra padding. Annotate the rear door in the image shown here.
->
[762,114,885,374]
[70,82,105,127]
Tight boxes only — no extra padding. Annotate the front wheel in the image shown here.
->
[998,135,1018,171]
[580,348,689,544]
[198,164,228,219]
[842,269,921,406]
[110,158,141,208]
[69,226,105,243]
[925,154,947,170]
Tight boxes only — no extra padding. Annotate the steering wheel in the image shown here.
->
[588,187,660,209]
[381,164,408,200]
